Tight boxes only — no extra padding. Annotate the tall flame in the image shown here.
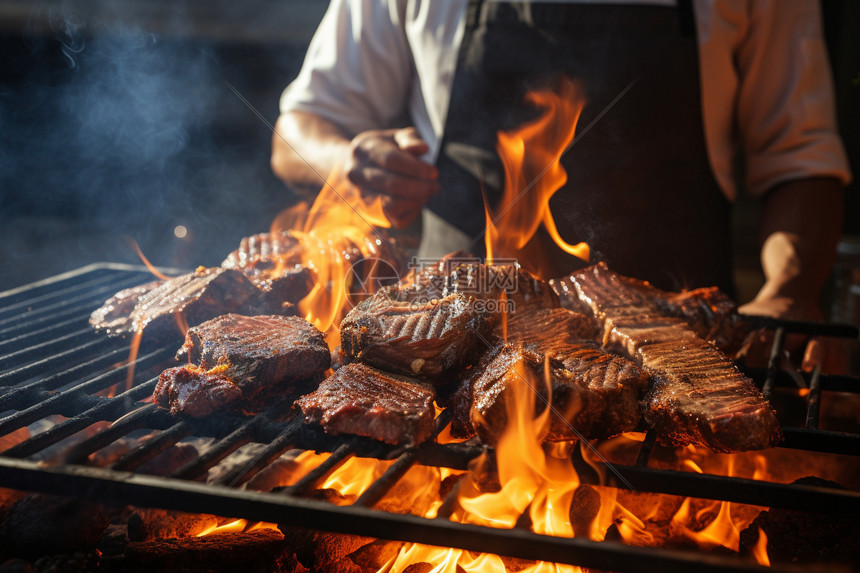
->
[486,77,590,274]
[272,166,391,335]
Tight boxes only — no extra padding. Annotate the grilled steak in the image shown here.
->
[176,314,330,401]
[89,280,163,336]
[470,343,647,445]
[295,363,436,447]
[221,230,305,276]
[154,366,242,418]
[339,285,493,384]
[130,267,262,342]
[568,262,781,452]
[551,272,750,355]
[221,231,314,311]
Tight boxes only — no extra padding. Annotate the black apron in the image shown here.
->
[426,0,734,294]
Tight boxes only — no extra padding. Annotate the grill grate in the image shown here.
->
[1,264,858,572]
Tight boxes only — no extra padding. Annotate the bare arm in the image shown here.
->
[271,111,352,199]
[271,110,439,228]
[739,177,843,320]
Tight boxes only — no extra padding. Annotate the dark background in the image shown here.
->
[0,0,857,319]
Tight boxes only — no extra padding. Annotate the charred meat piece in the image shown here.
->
[89,280,163,336]
[569,262,781,452]
[295,363,436,447]
[221,230,305,277]
[471,344,647,445]
[656,287,751,356]
[339,285,493,384]
[176,314,330,401]
[221,230,314,310]
[154,366,242,418]
[448,263,560,316]
[130,267,262,343]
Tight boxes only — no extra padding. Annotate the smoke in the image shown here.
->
[0,0,300,282]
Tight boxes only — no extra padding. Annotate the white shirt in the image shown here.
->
[280,0,851,200]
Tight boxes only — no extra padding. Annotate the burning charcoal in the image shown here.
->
[340,286,493,384]
[33,550,100,573]
[739,477,860,567]
[123,529,294,572]
[89,280,163,337]
[470,344,646,445]
[97,524,129,558]
[569,262,782,452]
[176,314,330,400]
[281,490,372,571]
[570,484,601,538]
[127,509,218,542]
[130,267,263,343]
[0,495,108,558]
[295,363,436,447]
[348,540,404,572]
[154,366,242,418]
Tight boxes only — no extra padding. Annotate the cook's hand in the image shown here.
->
[345,127,439,229]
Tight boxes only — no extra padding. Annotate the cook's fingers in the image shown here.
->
[348,166,439,199]
[393,127,430,155]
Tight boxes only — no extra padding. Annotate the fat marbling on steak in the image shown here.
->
[339,285,493,384]
[295,362,436,447]
[569,262,781,452]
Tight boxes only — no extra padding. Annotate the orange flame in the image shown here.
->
[751,527,770,567]
[271,166,391,336]
[486,77,590,275]
[124,236,174,281]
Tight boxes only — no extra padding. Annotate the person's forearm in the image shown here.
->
[743,177,843,319]
[271,111,352,199]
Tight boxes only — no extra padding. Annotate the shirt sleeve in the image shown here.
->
[735,0,852,196]
[279,0,413,137]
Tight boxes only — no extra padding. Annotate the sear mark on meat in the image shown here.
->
[130,267,262,343]
[89,280,163,336]
[469,343,647,445]
[568,262,781,452]
[295,363,436,447]
[176,313,330,402]
[503,307,597,352]
[339,285,493,384]
[155,314,330,417]
[551,270,750,355]
[154,366,242,418]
